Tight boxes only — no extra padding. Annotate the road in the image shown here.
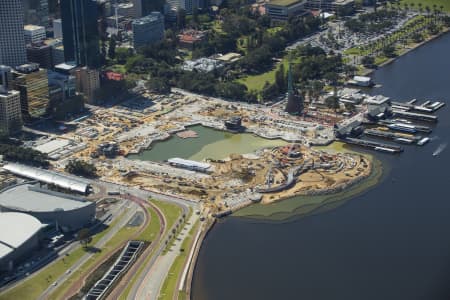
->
[124,199,193,300]
[133,212,199,300]
[106,198,167,299]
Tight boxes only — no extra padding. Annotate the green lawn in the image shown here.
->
[0,213,127,300]
[158,221,200,300]
[150,199,182,232]
[237,58,290,92]
[400,0,450,12]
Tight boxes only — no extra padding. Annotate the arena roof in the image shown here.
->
[0,184,92,213]
[2,163,90,194]
[0,212,42,259]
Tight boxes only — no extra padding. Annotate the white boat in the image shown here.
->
[388,123,417,133]
[417,137,430,146]
[393,118,412,124]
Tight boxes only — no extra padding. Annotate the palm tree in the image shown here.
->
[403,2,409,12]
[432,4,438,24]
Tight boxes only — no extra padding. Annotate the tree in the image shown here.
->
[261,82,279,101]
[382,45,396,58]
[215,82,248,101]
[108,36,117,60]
[361,56,375,67]
[310,80,324,103]
[116,47,134,64]
[345,102,356,112]
[77,228,92,249]
[65,159,97,178]
[0,144,49,167]
[146,77,171,94]
[326,96,340,111]
[275,64,286,93]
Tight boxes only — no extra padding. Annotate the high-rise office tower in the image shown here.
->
[0,2,28,68]
[0,66,23,135]
[61,0,100,68]
[24,0,49,27]
[131,0,143,18]
[166,0,199,15]
[132,13,165,49]
[12,63,50,120]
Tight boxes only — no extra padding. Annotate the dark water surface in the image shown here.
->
[192,32,450,300]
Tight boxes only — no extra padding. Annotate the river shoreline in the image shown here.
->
[362,27,450,76]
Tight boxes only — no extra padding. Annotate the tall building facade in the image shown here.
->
[75,67,100,104]
[24,25,46,45]
[166,0,199,15]
[53,19,63,39]
[131,0,143,18]
[0,66,23,135]
[0,2,28,67]
[132,12,165,49]
[26,43,54,69]
[24,0,49,27]
[61,0,100,68]
[12,64,50,120]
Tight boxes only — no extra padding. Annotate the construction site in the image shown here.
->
[2,85,370,217]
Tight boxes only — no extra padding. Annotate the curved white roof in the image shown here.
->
[0,184,92,212]
[0,212,42,259]
[167,158,211,170]
[2,163,89,194]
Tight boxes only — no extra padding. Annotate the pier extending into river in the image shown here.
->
[342,138,403,154]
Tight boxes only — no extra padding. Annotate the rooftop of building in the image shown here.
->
[168,158,211,170]
[0,212,43,259]
[268,0,305,7]
[132,12,164,25]
[24,24,45,31]
[117,3,133,8]
[14,63,40,74]
[0,183,92,213]
[2,163,90,194]
[0,90,20,97]
[215,52,242,63]
[334,0,355,5]
[55,62,77,71]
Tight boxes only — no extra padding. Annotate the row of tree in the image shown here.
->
[65,160,98,178]
[0,144,49,167]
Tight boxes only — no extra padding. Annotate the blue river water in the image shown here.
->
[191,32,450,300]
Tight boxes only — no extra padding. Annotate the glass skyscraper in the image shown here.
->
[61,0,100,68]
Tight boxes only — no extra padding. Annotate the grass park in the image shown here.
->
[400,0,450,12]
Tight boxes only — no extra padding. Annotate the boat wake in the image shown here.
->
[430,136,440,142]
[432,143,447,156]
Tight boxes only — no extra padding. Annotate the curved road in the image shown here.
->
[125,201,192,300]
[106,195,167,299]
[60,194,153,300]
